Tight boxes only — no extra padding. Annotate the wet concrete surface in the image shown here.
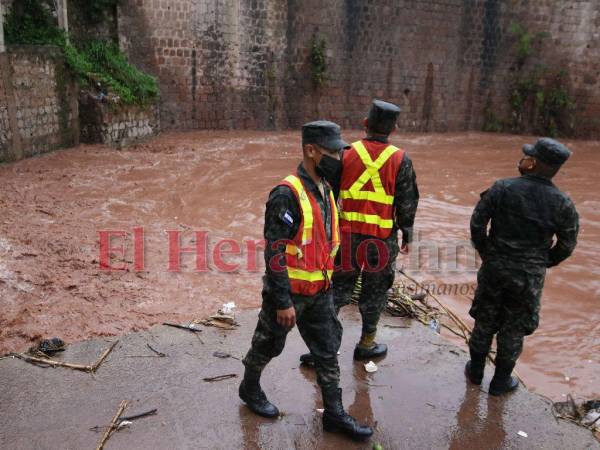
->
[0,308,598,450]
[0,130,598,401]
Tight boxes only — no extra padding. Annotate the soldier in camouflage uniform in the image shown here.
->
[240,121,373,441]
[300,100,419,365]
[466,138,579,395]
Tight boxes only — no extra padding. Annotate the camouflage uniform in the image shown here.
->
[331,138,419,336]
[242,164,342,390]
[469,174,579,364]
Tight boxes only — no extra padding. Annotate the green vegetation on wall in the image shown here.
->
[309,36,327,88]
[487,22,576,137]
[3,0,158,106]
[3,0,64,46]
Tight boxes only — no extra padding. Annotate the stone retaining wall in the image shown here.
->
[0,46,79,163]
[117,0,600,137]
[79,94,159,146]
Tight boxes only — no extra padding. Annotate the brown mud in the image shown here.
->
[0,131,598,401]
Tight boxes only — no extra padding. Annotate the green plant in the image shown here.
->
[79,40,159,104]
[483,97,503,132]
[3,0,158,106]
[309,36,327,88]
[509,66,575,137]
[506,23,574,137]
[508,22,549,69]
[4,0,65,46]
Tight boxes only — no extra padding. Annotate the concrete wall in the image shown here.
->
[117,0,600,137]
[0,46,79,162]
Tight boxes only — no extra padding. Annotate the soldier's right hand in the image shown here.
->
[276,306,296,329]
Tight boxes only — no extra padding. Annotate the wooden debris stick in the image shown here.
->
[11,353,91,372]
[95,400,128,450]
[11,341,118,374]
[146,344,166,357]
[91,340,119,373]
[120,408,158,422]
[163,322,203,333]
[202,373,237,382]
[398,270,527,388]
[90,408,158,432]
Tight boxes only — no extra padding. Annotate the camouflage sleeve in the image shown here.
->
[547,197,579,267]
[394,153,419,244]
[470,181,502,255]
[263,186,301,309]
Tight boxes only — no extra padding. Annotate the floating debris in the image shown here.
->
[95,400,128,450]
[553,395,600,433]
[385,283,442,327]
[195,313,239,330]
[364,361,378,373]
[146,344,167,357]
[202,373,237,382]
[12,340,118,374]
[162,322,202,333]
[117,420,133,430]
[220,302,236,314]
[27,337,66,357]
[213,351,240,360]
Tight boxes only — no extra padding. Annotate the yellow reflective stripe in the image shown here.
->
[343,141,398,205]
[339,189,394,205]
[284,175,313,245]
[288,268,334,282]
[340,211,394,229]
[329,190,340,257]
[288,267,326,282]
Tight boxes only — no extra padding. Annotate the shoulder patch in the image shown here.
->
[279,209,294,227]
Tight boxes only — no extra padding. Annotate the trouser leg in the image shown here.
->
[242,295,290,374]
[357,234,398,337]
[296,291,342,391]
[468,319,497,356]
[332,268,358,315]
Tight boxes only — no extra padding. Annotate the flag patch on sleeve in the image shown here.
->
[280,210,294,227]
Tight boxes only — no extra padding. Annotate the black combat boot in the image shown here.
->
[488,360,519,396]
[353,332,387,361]
[322,387,373,440]
[353,343,387,361]
[299,352,315,367]
[238,368,280,418]
[465,350,487,385]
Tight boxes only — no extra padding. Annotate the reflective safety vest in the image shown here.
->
[281,174,340,296]
[339,140,404,239]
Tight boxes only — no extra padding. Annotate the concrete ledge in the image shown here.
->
[0,308,597,449]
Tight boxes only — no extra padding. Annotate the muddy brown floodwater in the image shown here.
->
[0,131,598,401]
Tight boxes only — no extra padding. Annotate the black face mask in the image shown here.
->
[316,153,342,183]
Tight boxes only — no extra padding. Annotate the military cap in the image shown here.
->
[523,138,572,167]
[367,99,401,135]
[302,120,349,151]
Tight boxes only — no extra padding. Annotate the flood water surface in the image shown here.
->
[0,131,597,401]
